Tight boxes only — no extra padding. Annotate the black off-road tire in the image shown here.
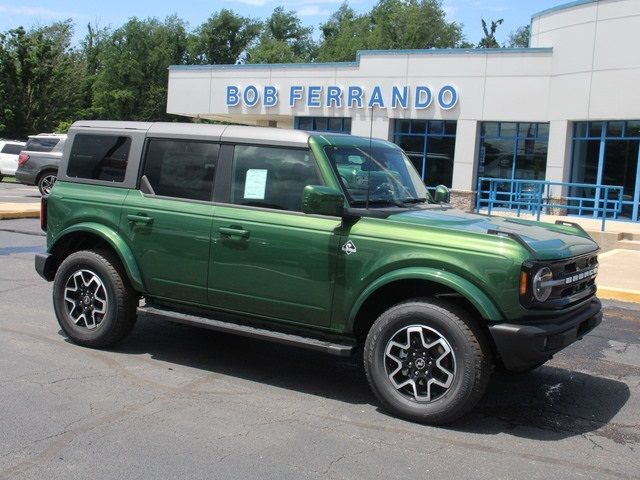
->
[53,249,138,348]
[364,298,492,424]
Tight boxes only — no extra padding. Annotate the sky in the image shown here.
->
[0,0,564,47]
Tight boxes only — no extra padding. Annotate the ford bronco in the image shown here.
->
[35,121,602,424]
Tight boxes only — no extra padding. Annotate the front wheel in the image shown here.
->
[53,249,138,348]
[364,298,492,424]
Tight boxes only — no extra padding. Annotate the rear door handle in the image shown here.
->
[219,226,250,239]
[127,214,154,225]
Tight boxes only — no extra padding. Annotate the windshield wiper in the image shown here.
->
[401,197,428,204]
[351,199,407,208]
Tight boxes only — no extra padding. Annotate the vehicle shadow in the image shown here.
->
[111,317,631,442]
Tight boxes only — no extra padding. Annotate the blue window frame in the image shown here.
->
[570,121,640,221]
[392,120,457,187]
[295,117,351,133]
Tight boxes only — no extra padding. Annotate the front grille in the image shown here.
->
[547,253,598,307]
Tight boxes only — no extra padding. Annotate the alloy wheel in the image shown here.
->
[63,269,108,330]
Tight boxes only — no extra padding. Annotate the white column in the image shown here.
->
[350,110,391,140]
[545,120,572,197]
[451,120,479,191]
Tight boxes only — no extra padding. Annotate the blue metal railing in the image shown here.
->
[475,177,624,231]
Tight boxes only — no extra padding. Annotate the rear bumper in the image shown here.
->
[15,169,37,186]
[35,253,56,281]
[489,298,602,371]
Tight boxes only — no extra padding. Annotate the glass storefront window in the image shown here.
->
[294,117,352,133]
[570,121,640,221]
[478,121,549,182]
[392,120,457,187]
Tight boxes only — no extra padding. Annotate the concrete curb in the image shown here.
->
[0,210,39,220]
[597,287,640,304]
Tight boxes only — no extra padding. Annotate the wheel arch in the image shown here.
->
[49,224,144,292]
[349,268,503,341]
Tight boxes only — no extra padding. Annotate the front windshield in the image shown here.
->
[324,144,429,207]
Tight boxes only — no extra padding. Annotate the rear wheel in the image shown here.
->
[38,171,57,195]
[53,249,138,348]
[364,298,492,424]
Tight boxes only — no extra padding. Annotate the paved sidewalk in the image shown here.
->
[596,249,640,303]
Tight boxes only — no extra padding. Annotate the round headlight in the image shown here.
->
[533,267,553,302]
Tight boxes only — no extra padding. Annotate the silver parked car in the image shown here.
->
[15,133,67,195]
[0,139,26,181]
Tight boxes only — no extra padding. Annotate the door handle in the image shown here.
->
[219,226,250,239]
[127,214,154,225]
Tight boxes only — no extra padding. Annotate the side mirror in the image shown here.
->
[302,185,345,217]
[434,184,450,204]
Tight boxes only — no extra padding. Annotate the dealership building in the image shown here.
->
[167,0,640,222]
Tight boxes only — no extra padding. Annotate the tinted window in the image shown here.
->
[1,144,23,154]
[143,139,217,201]
[67,135,130,182]
[231,145,322,212]
[25,137,60,152]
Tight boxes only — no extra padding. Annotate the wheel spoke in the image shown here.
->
[62,269,108,331]
[384,324,456,404]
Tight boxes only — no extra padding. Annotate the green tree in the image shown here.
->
[246,7,316,63]
[318,0,465,62]
[189,9,261,64]
[477,18,504,48]
[0,21,83,138]
[506,25,530,48]
[91,16,188,121]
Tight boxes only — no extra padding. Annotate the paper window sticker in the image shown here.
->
[244,169,268,199]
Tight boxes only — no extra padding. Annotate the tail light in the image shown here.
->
[40,196,48,231]
[18,153,30,166]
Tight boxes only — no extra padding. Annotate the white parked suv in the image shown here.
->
[0,139,26,181]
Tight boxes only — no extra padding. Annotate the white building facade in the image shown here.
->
[167,0,640,221]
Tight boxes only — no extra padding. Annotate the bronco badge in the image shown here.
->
[341,240,357,255]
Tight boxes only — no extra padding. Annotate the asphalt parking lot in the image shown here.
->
[0,183,41,204]
[0,188,639,479]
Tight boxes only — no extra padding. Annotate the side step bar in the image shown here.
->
[137,306,355,357]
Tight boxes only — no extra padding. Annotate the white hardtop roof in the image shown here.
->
[71,121,313,147]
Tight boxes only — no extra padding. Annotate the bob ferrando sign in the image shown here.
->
[225,84,459,111]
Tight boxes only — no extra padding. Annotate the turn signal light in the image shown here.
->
[40,196,48,231]
[519,271,528,296]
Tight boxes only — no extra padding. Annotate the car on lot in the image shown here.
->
[0,139,26,180]
[35,121,602,424]
[15,133,67,195]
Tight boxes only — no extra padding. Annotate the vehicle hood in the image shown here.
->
[388,207,599,260]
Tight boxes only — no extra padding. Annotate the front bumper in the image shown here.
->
[489,298,602,371]
[35,253,56,281]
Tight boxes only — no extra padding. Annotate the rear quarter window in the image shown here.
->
[1,144,23,154]
[67,134,131,182]
[25,138,60,152]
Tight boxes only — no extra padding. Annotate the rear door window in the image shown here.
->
[142,139,218,201]
[25,138,60,152]
[67,134,131,182]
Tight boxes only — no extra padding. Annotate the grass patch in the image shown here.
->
[1,176,17,183]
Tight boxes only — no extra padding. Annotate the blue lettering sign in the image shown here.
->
[264,86,278,107]
[226,86,240,106]
[289,86,304,106]
[326,86,342,108]
[391,86,409,109]
[415,86,432,109]
[347,86,364,108]
[307,86,322,107]
[368,86,385,108]
[438,85,458,110]
[243,85,259,107]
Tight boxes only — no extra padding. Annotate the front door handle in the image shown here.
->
[219,226,250,239]
[127,214,154,225]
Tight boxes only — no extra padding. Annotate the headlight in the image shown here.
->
[533,267,553,302]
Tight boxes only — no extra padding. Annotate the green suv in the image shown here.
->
[36,121,602,424]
